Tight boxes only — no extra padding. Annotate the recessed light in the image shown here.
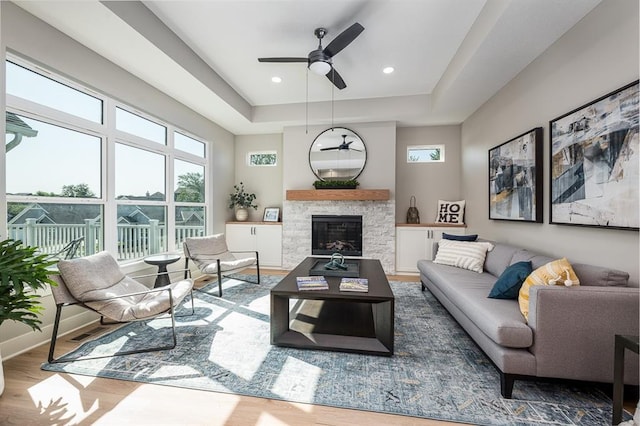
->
[383,67,394,74]
[271,76,282,83]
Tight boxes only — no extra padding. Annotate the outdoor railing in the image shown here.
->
[8,219,204,260]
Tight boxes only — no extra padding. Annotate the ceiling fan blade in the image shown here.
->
[325,67,347,90]
[323,22,364,58]
[258,57,308,63]
[320,146,340,151]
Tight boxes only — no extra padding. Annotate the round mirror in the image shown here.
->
[309,127,367,181]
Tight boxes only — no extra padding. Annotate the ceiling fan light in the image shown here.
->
[309,60,331,75]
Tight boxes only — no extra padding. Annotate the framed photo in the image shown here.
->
[489,127,543,222]
[263,207,280,222]
[550,81,639,230]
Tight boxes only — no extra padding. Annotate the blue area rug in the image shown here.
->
[41,274,624,425]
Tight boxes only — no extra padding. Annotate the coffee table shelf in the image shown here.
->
[270,257,394,356]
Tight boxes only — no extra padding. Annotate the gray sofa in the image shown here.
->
[417,240,639,398]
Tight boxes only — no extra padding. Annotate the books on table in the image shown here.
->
[339,277,369,292]
[296,276,329,291]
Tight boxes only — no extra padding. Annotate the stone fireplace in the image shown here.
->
[282,198,396,273]
[312,215,363,256]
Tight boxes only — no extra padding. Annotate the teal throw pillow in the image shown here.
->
[488,261,533,299]
[442,233,478,242]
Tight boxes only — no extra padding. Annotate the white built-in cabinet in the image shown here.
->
[395,224,466,273]
[225,222,282,268]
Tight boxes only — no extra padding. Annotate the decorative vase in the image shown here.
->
[235,208,249,221]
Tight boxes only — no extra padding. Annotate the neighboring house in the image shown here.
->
[8,203,100,226]
[5,111,37,152]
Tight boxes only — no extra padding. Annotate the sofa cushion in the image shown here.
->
[433,240,494,273]
[488,261,533,299]
[443,232,478,241]
[518,258,580,321]
[483,242,521,277]
[571,263,629,287]
[510,249,555,270]
[418,260,533,348]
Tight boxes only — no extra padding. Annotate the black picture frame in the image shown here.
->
[489,127,543,223]
[549,80,639,230]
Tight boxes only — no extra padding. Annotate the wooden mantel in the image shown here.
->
[286,189,390,201]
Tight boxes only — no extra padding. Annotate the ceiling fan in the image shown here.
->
[258,22,364,90]
[321,134,363,152]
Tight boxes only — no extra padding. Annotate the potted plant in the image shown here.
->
[0,239,57,396]
[228,182,258,221]
[313,179,359,190]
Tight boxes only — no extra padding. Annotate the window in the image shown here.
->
[116,107,166,145]
[174,160,205,249]
[6,115,101,198]
[6,61,103,123]
[7,202,103,257]
[175,132,205,157]
[5,57,209,261]
[115,144,166,200]
[407,145,445,163]
[5,113,104,257]
[248,151,277,166]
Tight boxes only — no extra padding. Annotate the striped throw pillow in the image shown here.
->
[518,258,580,321]
[433,240,495,273]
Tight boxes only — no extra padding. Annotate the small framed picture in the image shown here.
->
[263,207,280,222]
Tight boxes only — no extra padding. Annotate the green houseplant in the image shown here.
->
[313,179,359,189]
[0,238,57,395]
[228,182,257,221]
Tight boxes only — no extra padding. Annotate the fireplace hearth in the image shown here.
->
[312,215,363,256]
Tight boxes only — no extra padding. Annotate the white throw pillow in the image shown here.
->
[435,200,465,224]
[433,240,494,273]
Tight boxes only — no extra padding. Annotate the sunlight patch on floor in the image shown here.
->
[271,356,321,401]
[256,411,292,425]
[28,374,99,424]
[208,311,269,381]
[92,384,242,425]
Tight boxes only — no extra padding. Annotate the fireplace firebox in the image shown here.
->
[312,215,363,256]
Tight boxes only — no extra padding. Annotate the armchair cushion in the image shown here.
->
[58,251,193,322]
[200,256,257,275]
[185,234,257,274]
[185,234,228,256]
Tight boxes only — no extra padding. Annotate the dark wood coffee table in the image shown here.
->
[270,257,394,356]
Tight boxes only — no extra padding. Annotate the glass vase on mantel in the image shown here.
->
[235,208,249,221]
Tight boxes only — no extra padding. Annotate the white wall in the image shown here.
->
[0,3,235,358]
[461,0,639,285]
[282,122,397,196]
[395,126,462,222]
[233,134,283,222]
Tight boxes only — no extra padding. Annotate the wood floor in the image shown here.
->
[0,269,632,425]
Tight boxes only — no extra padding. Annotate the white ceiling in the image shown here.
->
[14,0,602,135]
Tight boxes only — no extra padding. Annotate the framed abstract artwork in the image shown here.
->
[489,127,543,222]
[549,80,639,230]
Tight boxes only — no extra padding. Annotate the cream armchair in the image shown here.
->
[48,251,194,363]
[183,234,260,297]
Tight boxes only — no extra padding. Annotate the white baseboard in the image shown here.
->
[1,310,98,360]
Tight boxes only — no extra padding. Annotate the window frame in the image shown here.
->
[406,144,445,163]
[5,55,210,261]
[247,150,278,167]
